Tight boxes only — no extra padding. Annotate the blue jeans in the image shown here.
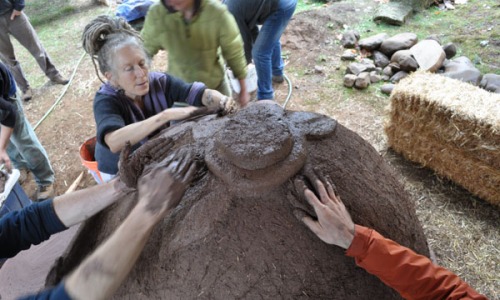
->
[3,95,55,186]
[253,0,297,100]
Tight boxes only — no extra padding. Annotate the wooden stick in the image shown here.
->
[65,171,85,194]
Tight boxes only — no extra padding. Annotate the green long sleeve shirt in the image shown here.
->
[141,0,247,89]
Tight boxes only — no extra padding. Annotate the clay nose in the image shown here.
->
[215,118,293,171]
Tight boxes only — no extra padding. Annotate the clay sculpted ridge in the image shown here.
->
[49,102,428,299]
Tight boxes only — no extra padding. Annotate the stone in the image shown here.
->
[380,83,395,95]
[346,62,375,76]
[410,40,446,72]
[373,2,413,26]
[344,74,357,88]
[388,62,401,73]
[382,75,391,81]
[391,50,419,72]
[370,71,382,83]
[341,49,358,61]
[479,74,500,93]
[442,56,482,86]
[442,43,457,59]
[380,32,418,57]
[314,65,325,74]
[359,33,390,51]
[382,66,393,77]
[355,72,371,89]
[372,51,390,68]
[341,30,360,48]
[360,58,375,66]
[480,40,489,47]
[390,71,409,83]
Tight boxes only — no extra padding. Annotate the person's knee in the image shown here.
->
[252,46,269,61]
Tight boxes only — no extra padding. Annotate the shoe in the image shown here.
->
[37,183,55,201]
[272,75,284,84]
[50,74,69,85]
[22,88,33,101]
[18,168,29,184]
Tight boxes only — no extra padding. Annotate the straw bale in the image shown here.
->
[385,72,500,205]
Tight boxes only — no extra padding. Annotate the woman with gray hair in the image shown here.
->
[82,15,231,181]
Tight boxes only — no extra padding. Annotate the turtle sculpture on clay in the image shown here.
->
[48,101,429,299]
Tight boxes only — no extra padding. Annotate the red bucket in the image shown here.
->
[80,137,104,184]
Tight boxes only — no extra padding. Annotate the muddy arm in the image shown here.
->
[64,152,196,300]
[201,89,233,110]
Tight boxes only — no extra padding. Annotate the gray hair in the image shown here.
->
[82,15,149,83]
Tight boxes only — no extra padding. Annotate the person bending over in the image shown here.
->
[291,172,487,300]
[225,0,297,100]
[141,0,249,106]
[1,148,196,300]
[82,15,233,181]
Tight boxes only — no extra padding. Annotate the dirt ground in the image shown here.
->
[14,0,499,298]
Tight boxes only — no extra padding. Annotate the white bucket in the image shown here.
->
[227,63,258,94]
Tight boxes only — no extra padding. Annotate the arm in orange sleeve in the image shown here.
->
[346,225,487,300]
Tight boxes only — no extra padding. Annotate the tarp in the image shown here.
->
[116,0,154,22]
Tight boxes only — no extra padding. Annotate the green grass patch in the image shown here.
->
[296,0,325,13]
[24,0,77,27]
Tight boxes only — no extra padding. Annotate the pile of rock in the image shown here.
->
[341,30,500,94]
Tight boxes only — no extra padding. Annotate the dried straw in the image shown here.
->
[385,72,500,205]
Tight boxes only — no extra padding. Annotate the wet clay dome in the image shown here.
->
[49,101,428,299]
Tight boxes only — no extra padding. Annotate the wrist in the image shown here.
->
[112,178,135,197]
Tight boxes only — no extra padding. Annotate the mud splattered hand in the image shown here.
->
[292,172,355,250]
[118,137,173,189]
[220,96,238,116]
[137,149,198,218]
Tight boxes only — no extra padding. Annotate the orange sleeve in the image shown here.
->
[346,225,487,300]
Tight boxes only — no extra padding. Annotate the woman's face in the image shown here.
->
[107,45,149,101]
[165,0,194,12]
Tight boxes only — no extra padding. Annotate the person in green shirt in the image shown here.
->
[142,0,250,107]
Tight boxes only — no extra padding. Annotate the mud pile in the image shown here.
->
[49,101,428,299]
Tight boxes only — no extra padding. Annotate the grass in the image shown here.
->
[24,0,76,27]
[296,0,325,13]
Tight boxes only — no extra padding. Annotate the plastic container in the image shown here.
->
[228,63,258,94]
[80,137,104,184]
[0,169,32,218]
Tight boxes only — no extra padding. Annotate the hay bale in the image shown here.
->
[386,72,500,205]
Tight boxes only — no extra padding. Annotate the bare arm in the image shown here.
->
[104,106,199,153]
[291,172,486,300]
[0,125,13,171]
[64,150,197,300]
[53,179,128,227]
[238,79,249,108]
